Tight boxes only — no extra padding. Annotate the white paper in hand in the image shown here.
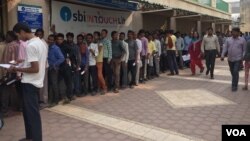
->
[81,71,85,75]
[0,64,12,69]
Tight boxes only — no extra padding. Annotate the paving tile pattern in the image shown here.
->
[1,60,250,141]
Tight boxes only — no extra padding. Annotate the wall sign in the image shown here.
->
[17,4,43,32]
[52,1,133,36]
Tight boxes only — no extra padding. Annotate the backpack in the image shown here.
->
[168,36,173,48]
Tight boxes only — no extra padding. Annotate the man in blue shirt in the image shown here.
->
[47,34,65,107]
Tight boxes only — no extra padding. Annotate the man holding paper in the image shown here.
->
[9,23,48,141]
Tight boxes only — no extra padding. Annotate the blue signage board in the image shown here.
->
[17,4,43,32]
[78,0,138,11]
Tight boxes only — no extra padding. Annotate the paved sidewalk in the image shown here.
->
[1,60,250,141]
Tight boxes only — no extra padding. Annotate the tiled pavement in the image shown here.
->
[1,60,250,141]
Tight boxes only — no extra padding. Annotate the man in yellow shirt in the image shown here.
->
[147,34,156,79]
[165,30,179,75]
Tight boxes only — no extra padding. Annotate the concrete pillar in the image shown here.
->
[170,17,176,31]
[211,0,216,8]
[197,21,201,37]
[212,23,216,32]
[170,10,176,31]
[221,24,225,33]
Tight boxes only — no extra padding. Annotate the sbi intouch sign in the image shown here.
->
[52,1,131,34]
[60,6,126,25]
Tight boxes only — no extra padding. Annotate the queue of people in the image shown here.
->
[0,22,250,140]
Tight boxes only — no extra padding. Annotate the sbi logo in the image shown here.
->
[60,6,72,22]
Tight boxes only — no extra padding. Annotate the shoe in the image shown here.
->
[210,76,214,79]
[200,68,204,73]
[113,89,119,93]
[129,85,134,89]
[69,96,76,101]
[167,73,174,76]
[206,70,209,75]
[62,98,70,105]
[19,138,32,141]
[48,103,57,108]
[91,91,97,96]
[100,90,106,95]
[232,87,238,92]
[191,73,195,76]
[242,87,248,91]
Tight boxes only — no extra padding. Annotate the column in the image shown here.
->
[170,10,176,31]
[170,17,176,31]
[197,21,201,37]
[212,23,216,31]
[221,24,225,33]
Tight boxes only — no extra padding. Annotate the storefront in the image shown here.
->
[3,0,140,37]
[51,0,137,36]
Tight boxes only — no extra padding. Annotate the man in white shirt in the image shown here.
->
[134,33,142,85]
[153,33,161,77]
[119,32,129,89]
[201,27,220,79]
[86,33,99,95]
[176,32,185,69]
[11,23,48,141]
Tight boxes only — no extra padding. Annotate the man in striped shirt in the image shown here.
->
[101,29,112,91]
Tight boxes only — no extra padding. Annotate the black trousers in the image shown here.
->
[205,50,217,77]
[128,60,136,86]
[22,83,42,141]
[160,53,168,72]
[103,58,113,90]
[167,50,179,74]
[80,65,89,95]
[59,65,73,99]
[89,66,98,92]
[140,56,146,81]
[228,61,241,88]
[48,69,59,104]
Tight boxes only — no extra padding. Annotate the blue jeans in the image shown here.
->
[22,83,42,141]
[167,50,179,74]
[228,61,241,88]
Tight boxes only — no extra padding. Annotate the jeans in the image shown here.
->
[128,60,136,86]
[48,69,59,104]
[89,66,98,92]
[167,50,179,74]
[103,58,113,90]
[22,83,42,141]
[228,61,241,88]
[205,50,217,77]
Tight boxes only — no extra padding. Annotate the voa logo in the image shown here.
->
[226,129,247,137]
[60,6,86,22]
